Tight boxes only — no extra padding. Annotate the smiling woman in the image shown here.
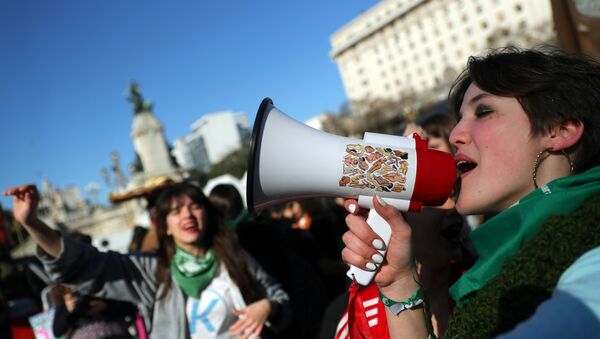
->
[339,46,600,338]
[4,182,291,339]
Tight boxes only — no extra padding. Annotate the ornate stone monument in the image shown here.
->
[127,82,178,182]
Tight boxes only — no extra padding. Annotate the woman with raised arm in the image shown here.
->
[4,181,291,339]
[341,47,600,338]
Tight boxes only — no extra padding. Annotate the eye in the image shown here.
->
[190,203,202,211]
[475,104,494,118]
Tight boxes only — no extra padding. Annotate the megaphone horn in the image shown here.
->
[247,98,456,285]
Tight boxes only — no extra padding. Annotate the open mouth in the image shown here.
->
[182,223,198,231]
[457,160,477,175]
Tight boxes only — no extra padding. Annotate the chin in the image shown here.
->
[455,198,480,216]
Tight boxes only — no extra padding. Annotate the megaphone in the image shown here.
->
[247,98,456,285]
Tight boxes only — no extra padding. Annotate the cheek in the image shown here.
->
[166,216,177,235]
[475,124,535,181]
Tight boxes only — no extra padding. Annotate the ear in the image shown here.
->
[545,120,584,151]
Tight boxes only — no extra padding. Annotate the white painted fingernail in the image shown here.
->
[375,195,387,207]
[372,239,384,250]
[366,262,377,271]
[372,253,384,264]
[348,203,357,214]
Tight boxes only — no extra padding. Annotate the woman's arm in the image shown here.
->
[342,196,429,338]
[4,185,61,257]
[5,184,159,306]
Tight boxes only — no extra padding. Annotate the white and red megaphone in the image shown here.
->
[247,98,456,285]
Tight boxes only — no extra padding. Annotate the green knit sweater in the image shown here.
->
[445,193,600,338]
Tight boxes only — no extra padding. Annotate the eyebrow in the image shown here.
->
[468,92,492,105]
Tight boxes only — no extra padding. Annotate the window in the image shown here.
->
[496,11,505,22]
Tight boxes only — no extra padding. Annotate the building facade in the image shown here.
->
[330,0,556,115]
[173,110,250,172]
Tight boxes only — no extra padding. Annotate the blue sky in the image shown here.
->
[0,0,379,208]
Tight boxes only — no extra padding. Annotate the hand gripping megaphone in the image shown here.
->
[247,98,456,285]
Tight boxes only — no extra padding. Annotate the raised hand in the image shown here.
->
[3,184,61,257]
[3,184,40,226]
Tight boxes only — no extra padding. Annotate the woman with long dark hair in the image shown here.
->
[4,181,291,339]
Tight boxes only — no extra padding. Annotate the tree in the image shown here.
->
[207,146,250,179]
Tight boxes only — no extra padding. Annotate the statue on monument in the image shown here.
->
[127,82,153,115]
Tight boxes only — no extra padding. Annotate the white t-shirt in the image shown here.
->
[186,264,247,339]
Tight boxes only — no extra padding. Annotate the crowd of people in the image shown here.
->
[2,45,600,339]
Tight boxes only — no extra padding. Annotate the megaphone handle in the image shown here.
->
[346,209,392,286]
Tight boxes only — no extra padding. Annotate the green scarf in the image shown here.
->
[450,165,600,305]
[171,247,217,298]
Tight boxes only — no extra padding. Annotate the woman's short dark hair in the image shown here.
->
[448,46,600,173]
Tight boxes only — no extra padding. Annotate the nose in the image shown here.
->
[180,205,193,217]
[449,118,470,149]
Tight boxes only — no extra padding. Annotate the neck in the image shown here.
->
[536,152,573,188]
[176,242,205,257]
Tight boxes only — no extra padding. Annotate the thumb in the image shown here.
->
[232,308,245,316]
[372,195,410,233]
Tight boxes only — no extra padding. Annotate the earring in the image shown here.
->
[532,149,574,189]
[532,150,550,189]
[562,149,575,173]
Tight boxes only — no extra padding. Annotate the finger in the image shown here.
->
[344,199,369,218]
[341,230,381,269]
[345,213,384,251]
[248,323,264,339]
[344,199,359,214]
[3,186,25,196]
[372,195,411,239]
[3,184,35,195]
[342,246,379,272]
[243,322,259,338]
[230,316,251,335]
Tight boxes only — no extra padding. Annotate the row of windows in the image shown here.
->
[338,0,545,101]
[362,1,522,36]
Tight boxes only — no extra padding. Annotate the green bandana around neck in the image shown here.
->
[450,165,600,306]
[171,247,217,298]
